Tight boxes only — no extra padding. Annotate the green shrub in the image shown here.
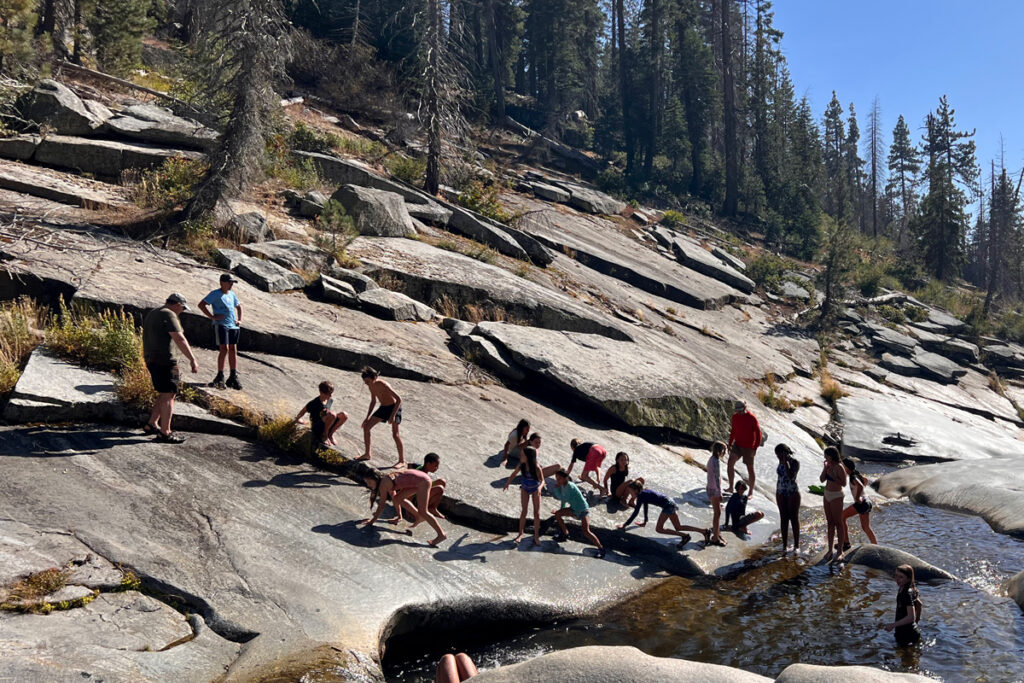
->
[747,252,788,294]
[877,304,906,325]
[904,305,928,323]
[127,158,208,209]
[387,155,426,186]
[289,121,342,154]
[313,200,359,264]
[456,179,517,224]
[660,210,686,229]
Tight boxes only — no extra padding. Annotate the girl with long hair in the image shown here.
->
[841,457,877,545]
[361,469,447,546]
[883,564,923,646]
[819,446,847,561]
[504,446,545,545]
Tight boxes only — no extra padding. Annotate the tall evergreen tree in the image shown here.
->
[844,102,865,231]
[0,0,36,76]
[718,0,739,216]
[822,91,847,222]
[88,0,155,76]
[886,114,921,248]
[866,96,885,238]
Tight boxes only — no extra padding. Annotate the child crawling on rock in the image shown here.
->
[551,470,605,558]
[617,480,710,548]
[361,469,446,547]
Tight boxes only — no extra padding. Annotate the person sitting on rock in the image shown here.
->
[407,452,446,519]
[521,433,561,479]
[358,366,404,467]
[502,418,531,466]
[436,653,478,682]
[551,469,605,558]
[726,401,763,497]
[706,441,727,546]
[618,480,710,548]
[602,451,634,506]
[723,481,764,536]
[361,469,446,547]
[566,438,608,495]
[503,446,545,545]
[199,273,243,390]
[142,293,199,444]
[294,380,348,447]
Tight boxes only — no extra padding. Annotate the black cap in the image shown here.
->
[165,293,189,310]
[220,273,238,283]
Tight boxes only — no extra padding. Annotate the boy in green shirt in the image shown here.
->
[551,469,605,558]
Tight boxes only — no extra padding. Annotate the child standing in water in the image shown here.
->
[820,446,848,561]
[774,443,801,553]
[706,441,727,546]
[883,564,923,646]
[842,457,877,545]
[504,446,545,545]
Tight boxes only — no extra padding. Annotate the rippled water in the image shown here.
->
[384,499,1024,682]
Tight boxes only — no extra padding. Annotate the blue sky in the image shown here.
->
[773,0,1024,192]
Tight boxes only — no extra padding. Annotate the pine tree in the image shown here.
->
[88,0,155,76]
[822,92,847,222]
[914,96,978,281]
[886,114,921,248]
[983,166,1021,313]
[718,0,739,216]
[866,97,886,238]
[844,102,864,231]
[0,0,37,76]
[818,214,857,325]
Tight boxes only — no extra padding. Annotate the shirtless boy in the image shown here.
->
[359,366,404,467]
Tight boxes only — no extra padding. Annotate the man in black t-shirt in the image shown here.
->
[141,293,199,444]
[294,380,348,446]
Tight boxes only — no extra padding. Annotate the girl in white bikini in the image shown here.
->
[819,446,847,561]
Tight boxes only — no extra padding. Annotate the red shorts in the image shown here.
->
[583,445,607,473]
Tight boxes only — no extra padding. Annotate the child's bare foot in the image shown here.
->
[432,510,447,520]
[429,533,447,547]
[710,535,728,546]
[327,436,337,445]
[354,454,371,462]
[823,551,834,562]
[513,533,523,544]
[391,460,407,469]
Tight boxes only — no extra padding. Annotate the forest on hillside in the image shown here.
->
[2,0,1024,338]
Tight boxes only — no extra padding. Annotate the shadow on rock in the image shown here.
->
[244,469,353,489]
[0,426,150,457]
[431,533,506,563]
[312,520,423,550]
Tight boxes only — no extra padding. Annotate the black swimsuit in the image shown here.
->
[609,467,627,497]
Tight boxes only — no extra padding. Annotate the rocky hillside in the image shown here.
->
[1,77,1022,681]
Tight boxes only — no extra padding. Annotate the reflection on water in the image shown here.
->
[384,500,1024,682]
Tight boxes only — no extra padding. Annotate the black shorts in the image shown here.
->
[146,360,179,394]
[372,404,402,424]
[214,326,240,346]
[854,500,873,515]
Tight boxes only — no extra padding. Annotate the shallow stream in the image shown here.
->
[383,499,1024,682]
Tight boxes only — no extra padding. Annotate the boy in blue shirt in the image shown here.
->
[551,469,605,557]
[199,273,243,390]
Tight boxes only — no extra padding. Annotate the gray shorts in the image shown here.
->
[574,508,589,520]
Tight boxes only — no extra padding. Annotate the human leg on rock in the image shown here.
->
[658,511,703,541]
[725,446,741,493]
[742,449,757,498]
[436,653,477,682]
[579,512,604,557]
[360,416,381,461]
[408,478,446,546]
[391,419,405,468]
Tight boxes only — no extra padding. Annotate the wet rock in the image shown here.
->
[103,112,218,152]
[874,457,1024,538]
[356,287,435,321]
[841,544,955,582]
[531,181,571,203]
[15,80,106,136]
[776,663,936,683]
[838,393,1023,462]
[241,239,330,271]
[474,321,736,442]
[911,348,967,384]
[225,212,270,244]
[317,273,359,305]
[350,236,630,339]
[863,323,918,356]
[471,646,770,682]
[32,135,205,177]
[1004,570,1024,609]
[333,184,417,237]
[0,591,239,682]
[233,254,307,293]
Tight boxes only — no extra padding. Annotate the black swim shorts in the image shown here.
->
[146,360,179,394]
[372,403,402,423]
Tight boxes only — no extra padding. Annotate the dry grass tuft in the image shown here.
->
[819,368,848,408]
[0,298,47,394]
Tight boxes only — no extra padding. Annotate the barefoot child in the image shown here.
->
[504,446,545,545]
[359,366,404,467]
[294,381,348,446]
[618,481,710,548]
[603,451,632,505]
[707,441,727,546]
[551,470,605,557]
[883,564,923,646]
[502,419,531,465]
[408,453,446,519]
[361,469,447,546]
[842,457,877,545]
[566,438,607,495]
[724,481,765,536]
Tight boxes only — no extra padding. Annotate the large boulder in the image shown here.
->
[316,273,359,305]
[531,181,571,204]
[32,135,204,177]
[103,109,218,151]
[293,151,431,204]
[471,646,769,683]
[982,344,1024,377]
[863,323,918,356]
[911,327,979,363]
[874,457,1024,538]
[838,393,1023,463]
[14,80,106,136]
[840,544,955,582]
[446,204,530,261]
[332,184,417,237]
[1005,570,1024,609]
[0,134,40,161]
[927,308,966,333]
[233,255,307,293]
[653,228,755,294]
[405,201,453,226]
[356,287,435,321]
[324,265,378,292]
[552,181,627,215]
[241,239,330,271]
[225,212,270,244]
[911,347,967,384]
[879,352,919,377]
[776,664,936,683]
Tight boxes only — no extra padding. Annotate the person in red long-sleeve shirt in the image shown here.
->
[726,401,762,497]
